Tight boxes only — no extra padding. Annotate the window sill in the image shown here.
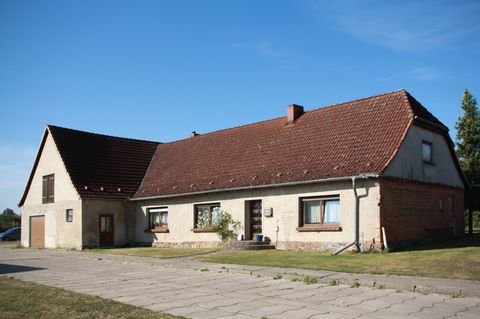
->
[297,225,342,232]
[145,227,169,233]
[192,228,216,233]
[423,160,435,166]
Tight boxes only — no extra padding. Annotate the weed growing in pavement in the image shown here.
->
[328,279,338,286]
[303,276,318,285]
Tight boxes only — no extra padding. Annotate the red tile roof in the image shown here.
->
[19,126,159,205]
[19,89,459,206]
[134,89,450,199]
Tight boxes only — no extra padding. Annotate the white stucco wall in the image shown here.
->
[20,131,83,249]
[384,125,464,188]
[82,199,132,247]
[134,179,381,250]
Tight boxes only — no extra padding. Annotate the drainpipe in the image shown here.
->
[332,174,378,255]
[352,176,361,252]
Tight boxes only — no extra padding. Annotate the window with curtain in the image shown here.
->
[194,203,220,229]
[148,207,168,228]
[301,196,340,226]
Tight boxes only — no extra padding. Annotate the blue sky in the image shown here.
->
[1,0,479,212]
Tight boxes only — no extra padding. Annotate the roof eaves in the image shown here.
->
[131,173,381,201]
[47,125,83,200]
[18,127,49,207]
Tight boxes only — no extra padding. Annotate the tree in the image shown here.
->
[2,208,16,216]
[0,208,20,231]
[455,89,480,234]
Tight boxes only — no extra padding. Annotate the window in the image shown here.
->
[194,203,220,229]
[148,207,168,229]
[422,141,433,163]
[42,174,55,203]
[66,209,73,222]
[298,196,341,231]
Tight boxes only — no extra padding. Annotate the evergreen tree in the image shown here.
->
[455,89,480,234]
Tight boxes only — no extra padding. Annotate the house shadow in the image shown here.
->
[394,233,480,253]
[0,263,45,275]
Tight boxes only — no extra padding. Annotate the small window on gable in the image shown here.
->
[42,174,55,203]
[422,141,433,163]
[66,209,73,222]
[148,207,168,229]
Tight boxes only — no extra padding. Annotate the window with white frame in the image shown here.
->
[148,207,168,228]
[300,196,340,226]
[194,203,220,229]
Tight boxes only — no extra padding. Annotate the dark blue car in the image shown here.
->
[0,227,21,241]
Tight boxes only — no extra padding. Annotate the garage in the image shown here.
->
[30,215,45,248]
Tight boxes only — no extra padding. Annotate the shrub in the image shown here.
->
[213,211,241,242]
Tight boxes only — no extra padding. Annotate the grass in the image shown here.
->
[90,247,219,258]
[197,235,480,281]
[0,277,183,319]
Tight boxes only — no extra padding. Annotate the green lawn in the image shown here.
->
[197,236,480,281]
[90,247,220,258]
[0,277,183,319]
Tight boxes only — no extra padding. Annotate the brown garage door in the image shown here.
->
[30,215,45,248]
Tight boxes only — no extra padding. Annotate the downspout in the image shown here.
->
[332,174,377,255]
[353,176,361,252]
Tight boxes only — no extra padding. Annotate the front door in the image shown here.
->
[99,215,114,246]
[250,200,262,240]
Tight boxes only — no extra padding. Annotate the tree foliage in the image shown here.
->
[455,89,480,232]
[0,208,20,232]
[2,208,16,216]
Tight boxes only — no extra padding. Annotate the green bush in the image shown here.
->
[213,211,241,242]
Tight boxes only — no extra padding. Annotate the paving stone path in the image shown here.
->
[1,248,479,318]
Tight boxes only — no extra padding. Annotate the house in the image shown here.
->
[19,90,465,250]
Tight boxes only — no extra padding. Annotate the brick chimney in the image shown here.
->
[287,104,304,124]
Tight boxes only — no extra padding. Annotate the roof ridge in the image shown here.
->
[160,89,407,146]
[159,116,286,146]
[47,124,160,144]
[308,89,407,113]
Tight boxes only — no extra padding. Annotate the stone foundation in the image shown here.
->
[276,241,351,252]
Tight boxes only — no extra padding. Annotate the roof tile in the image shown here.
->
[134,89,420,198]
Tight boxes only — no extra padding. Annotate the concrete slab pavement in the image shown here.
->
[1,247,479,319]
